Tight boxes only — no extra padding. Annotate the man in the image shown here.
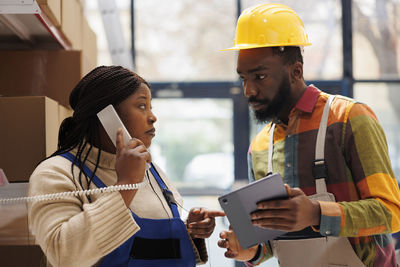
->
[218,3,400,267]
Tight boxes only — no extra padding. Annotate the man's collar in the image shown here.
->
[294,85,320,113]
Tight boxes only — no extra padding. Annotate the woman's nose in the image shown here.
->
[149,111,157,124]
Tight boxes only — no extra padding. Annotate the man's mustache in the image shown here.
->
[248,96,269,105]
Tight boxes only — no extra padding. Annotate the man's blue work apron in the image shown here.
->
[60,152,196,267]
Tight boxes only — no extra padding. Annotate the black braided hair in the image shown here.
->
[50,65,149,192]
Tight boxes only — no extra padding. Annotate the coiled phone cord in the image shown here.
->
[0,180,149,204]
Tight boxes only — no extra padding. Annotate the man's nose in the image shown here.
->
[243,80,258,98]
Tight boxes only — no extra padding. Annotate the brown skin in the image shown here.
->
[187,208,225,239]
[237,47,306,125]
[251,185,320,231]
[99,83,157,154]
[218,47,321,261]
[218,226,259,261]
[100,83,225,239]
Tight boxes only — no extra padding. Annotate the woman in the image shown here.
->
[28,66,224,267]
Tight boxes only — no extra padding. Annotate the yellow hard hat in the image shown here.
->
[223,3,311,51]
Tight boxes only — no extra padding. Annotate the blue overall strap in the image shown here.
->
[59,152,107,189]
[149,163,180,218]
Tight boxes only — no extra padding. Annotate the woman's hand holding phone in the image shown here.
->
[115,128,152,206]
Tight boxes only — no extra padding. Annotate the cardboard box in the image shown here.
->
[0,97,59,182]
[0,183,35,245]
[38,0,62,27]
[0,50,82,107]
[58,104,73,128]
[61,0,83,50]
[81,17,98,76]
[0,245,44,266]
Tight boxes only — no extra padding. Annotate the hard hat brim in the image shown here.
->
[221,42,312,51]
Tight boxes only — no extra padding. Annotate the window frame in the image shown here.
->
[130,0,400,196]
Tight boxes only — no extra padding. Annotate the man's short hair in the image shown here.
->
[271,46,304,65]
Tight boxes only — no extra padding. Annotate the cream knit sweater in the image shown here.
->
[28,145,206,266]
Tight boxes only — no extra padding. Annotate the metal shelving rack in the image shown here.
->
[0,0,71,50]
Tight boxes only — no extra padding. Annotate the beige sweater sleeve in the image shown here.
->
[28,164,139,267]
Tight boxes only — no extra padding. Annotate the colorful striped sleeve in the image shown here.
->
[318,103,400,237]
[244,242,274,266]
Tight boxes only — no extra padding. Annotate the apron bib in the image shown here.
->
[60,153,196,267]
[267,96,365,267]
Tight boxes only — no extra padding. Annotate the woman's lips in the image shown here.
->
[146,128,156,136]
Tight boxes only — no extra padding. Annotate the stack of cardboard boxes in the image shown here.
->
[0,0,97,265]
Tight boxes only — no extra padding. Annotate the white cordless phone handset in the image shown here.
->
[0,105,149,204]
[97,104,132,147]
[97,104,151,170]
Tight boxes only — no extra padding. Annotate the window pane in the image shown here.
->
[150,99,234,190]
[85,0,131,66]
[135,0,237,82]
[353,0,400,79]
[242,0,343,80]
[354,83,400,181]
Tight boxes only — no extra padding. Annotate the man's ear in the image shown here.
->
[290,62,304,83]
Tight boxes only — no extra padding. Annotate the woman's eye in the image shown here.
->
[139,104,146,110]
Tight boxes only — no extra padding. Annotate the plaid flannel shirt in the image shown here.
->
[247,85,400,266]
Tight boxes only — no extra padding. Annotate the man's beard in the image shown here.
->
[249,74,291,124]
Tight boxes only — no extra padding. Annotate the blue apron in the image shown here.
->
[60,152,196,267]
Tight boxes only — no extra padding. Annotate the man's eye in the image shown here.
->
[139,104,146,110]
[255,74,266,80]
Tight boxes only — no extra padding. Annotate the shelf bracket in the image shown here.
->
[0,13,35,44]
